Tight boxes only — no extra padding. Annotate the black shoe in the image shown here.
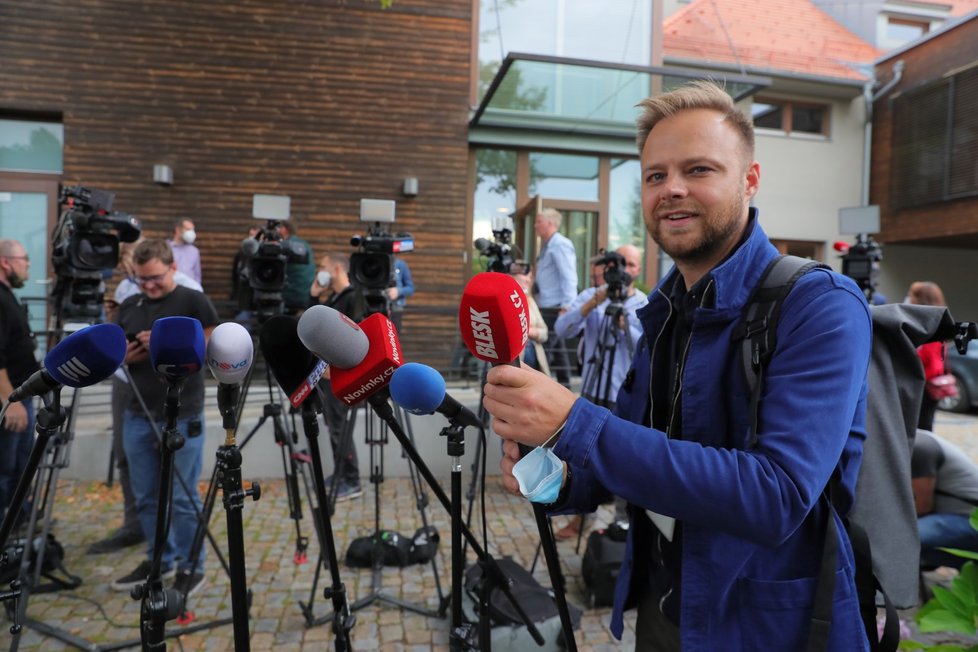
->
[87,528,145,555]
[110,560,175,592]
[329,481,363,503]
[173,570,206,598]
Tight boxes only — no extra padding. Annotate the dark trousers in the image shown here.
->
[539,307,572,386]
[918,394,939,432]
[322,380,360,485]
[0,400,34,522]
[635,582,682,651]
[111,377,142,534]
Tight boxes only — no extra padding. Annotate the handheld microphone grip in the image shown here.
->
[8,323,127,403]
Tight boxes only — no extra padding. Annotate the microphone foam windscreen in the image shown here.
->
[297,305,369,369]
[330,312,403,406]
[206,322,254,384]
[150,317,206,381]
[459,272,530,364]
[44,323,127,388]
[259,316,319,397]
[390,362,445,415]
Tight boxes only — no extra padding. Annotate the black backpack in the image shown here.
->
[733,255,963,652]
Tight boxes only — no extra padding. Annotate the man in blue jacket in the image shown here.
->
[484,80,873,650]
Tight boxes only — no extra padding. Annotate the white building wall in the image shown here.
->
[751,94,868,273]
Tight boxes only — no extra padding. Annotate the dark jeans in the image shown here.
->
[919,512,978,570]
[635,580,682,651]
[539,307,572,386]
[918,394,939,432]
[322,380,360,486]
[0,399,35,522]
[112,377,141,534]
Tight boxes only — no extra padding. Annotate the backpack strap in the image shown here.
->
[732,254,827,447]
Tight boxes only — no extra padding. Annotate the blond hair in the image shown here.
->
[635,80,754,159]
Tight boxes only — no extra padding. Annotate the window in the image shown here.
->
[752,99,828,137]
[884,17,929,46]
[890,67,978,209]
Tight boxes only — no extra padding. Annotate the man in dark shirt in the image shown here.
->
[0,239,40,523]
[310,252,363,502]
[110,239,218,598]
[275,220,315,316]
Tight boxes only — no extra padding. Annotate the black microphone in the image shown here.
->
[259,316,328,408]
[389,363,482,429]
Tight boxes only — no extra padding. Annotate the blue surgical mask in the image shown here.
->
[512,446,565,504]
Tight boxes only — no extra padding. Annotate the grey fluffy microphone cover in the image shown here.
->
[296,304,370,369]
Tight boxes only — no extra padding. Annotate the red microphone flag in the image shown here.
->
[330,312,404,406]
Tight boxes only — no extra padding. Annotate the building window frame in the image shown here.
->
[752,97,830,139]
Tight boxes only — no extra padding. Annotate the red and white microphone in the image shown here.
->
[297,305,403,406]
[458,272,530,367]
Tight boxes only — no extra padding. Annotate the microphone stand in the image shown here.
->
[136,384,188,651]
[365,392,546,647]
[299,395,355,651]
[0,390,67,639]
[214,382,261,652]
[440,419,473,651]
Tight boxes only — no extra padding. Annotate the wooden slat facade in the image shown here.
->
[0,0,474,371]
[870,18,978,247]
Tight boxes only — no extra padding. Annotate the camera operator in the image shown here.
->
[551,244,646,540]
[309,252,363,502]
[0,239,39,527]
[387,255,414,334]
[275,220,315,316]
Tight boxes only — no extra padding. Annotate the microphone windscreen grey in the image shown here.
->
[297,305,369,369]
[241,237,260,256]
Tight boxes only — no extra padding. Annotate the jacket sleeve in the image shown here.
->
[917,341,945,380]
[552,273,872,545]
[555,239,579,306]
[554,288,592,340]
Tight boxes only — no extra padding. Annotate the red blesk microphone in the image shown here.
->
[330,311,404,406]
[459,272,530,365]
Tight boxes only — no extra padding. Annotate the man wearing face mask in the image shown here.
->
[0,239,40,526]
[308,252,362,502]
[168,218,202,285]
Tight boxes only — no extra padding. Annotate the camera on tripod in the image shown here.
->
[836,205,883,303]
[349,199,414,318]
[50,184,142,321]
[240,218,310,320]
[593,249,632,305]
[474,215,522,274]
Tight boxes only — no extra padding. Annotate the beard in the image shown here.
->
[7,272,25,289]
[650,189,747,268]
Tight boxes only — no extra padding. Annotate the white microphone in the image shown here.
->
[206,322,255,430]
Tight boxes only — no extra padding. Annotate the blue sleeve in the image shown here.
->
[554,289,593,340]
[552,274,872,545]
[397,259,415,298]
[556,240,578,306]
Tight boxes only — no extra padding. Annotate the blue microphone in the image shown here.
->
[150,317,206,384]
[390,362,483,429]
[8,323,127,403]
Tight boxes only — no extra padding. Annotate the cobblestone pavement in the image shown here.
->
[3,410,978,651]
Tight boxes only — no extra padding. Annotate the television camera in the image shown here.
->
[349,200,413,319]
[593,249,632,308]
[240,218,311,320]
[473,215,522,274]
[833,234,882,303]
[50,184,141,322]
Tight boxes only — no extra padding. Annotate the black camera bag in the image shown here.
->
[581,523,627,608]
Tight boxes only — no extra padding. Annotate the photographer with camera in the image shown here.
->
[0,239,39,527]
[275,220,316,316]
[551,244,646,540]
[309,252,363,502]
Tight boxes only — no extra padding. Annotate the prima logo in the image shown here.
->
[56,357,92,383]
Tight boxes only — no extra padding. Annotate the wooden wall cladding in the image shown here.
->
[0,0,474,370]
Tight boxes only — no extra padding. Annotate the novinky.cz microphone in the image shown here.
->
[459,272,530,366]
[390,362,482,429]
[259,315,329,408]
[297,306,401,406]
[7,323,128,403]
[150,317,206,385]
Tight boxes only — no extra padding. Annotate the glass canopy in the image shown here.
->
[471,53,770,139]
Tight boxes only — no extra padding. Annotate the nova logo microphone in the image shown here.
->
[56,357,92,383]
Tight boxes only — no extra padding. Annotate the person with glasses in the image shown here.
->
[109,239,218,600]
[87,239,203,556]
[0,239,40,527]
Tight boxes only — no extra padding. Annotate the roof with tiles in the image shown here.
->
[663,0,882,81]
